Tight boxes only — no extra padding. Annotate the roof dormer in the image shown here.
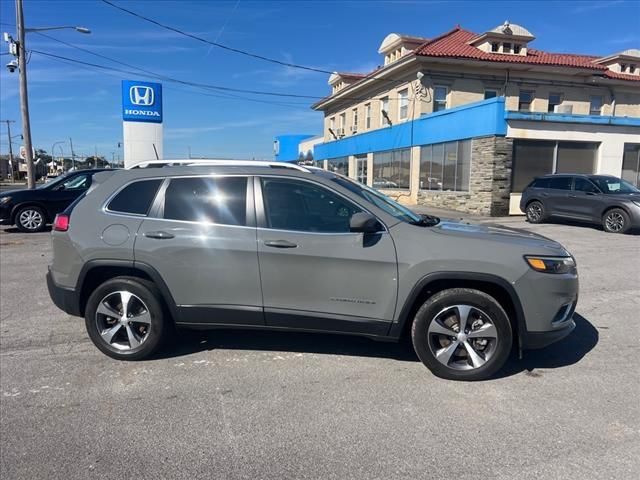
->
[469,21,535,56]
[328,72,366,94]
[593,49,640,76]
[378,33,428,65]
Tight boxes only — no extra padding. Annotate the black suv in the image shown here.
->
[0,169,109,232]
[520,174,640,233]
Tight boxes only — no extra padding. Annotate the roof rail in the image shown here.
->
[128,159,309,172]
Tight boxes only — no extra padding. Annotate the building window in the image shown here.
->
[621,64,627,73]
[512,140,599,192]
[419,140,471,192]
[589,95,603,115]
[630,64,637,74]
[433,86,447,112]
[329,117,335,131]
[621,143,640,187]
[352,108,358,133]
[484,89,498,99]
[518,90,533,112]
[491,42,499,52]
[548,93,562,113]
[502,42,512,54]
[338,113,346,136]
[381,97,390,126]
[398,88,409,120]
[513,44,521,54]
[365,103,371,129]
[327,156,349,176]
[372,148,410,189]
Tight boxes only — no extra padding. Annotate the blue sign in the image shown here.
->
[121,80,162,123]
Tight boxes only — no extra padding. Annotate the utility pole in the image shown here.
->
[16,0,35,188]
[2,120,16,183]
[94,145,98,168]
[69,137,76,170]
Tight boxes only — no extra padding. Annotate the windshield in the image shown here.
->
[314,170,422,223]
[38,172,71,189]
[590,177,640,194]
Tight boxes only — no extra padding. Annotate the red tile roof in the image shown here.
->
[414,26,640,82]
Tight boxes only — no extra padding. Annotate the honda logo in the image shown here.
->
[130,86,155,106]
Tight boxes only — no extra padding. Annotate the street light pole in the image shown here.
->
[16,0,35,189]
[51,140,65,173]
[69,137,76,170]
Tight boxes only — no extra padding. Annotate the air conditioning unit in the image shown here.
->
[350,126,358,133]
[554,104,573,114]
[336,128,345,137]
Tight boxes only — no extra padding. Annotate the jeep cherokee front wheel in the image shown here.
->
[411,288,512,381]
[84,276,167,360]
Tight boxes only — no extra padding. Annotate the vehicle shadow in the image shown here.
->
[535,218,640,236]
[0,226,52,234]
[156,313,598,379]
[495,312,599,379]
[159,328,420,362]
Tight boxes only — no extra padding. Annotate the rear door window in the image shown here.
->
[163,176,248,226]
[549,177,572,190]
[108,179,163,215]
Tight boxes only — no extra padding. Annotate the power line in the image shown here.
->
[31,32,309,109]
[99,0,405,91]
[100,0,333,75]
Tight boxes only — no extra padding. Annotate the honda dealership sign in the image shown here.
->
[121,80,163,167]
[121,80,163,123]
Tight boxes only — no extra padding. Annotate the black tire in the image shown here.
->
[411,288,513,381]
[525,200,545,224]
[602,208,630,234]
[84,276,168,360]
[15,205,47,232]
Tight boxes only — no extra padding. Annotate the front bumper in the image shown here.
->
[515,268,579,350]
[0,205,12,225]
[47,268,81,317]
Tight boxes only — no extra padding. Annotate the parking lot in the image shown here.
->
[0,217,638,480]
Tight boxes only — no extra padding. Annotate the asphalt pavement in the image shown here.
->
[1,218,639,479]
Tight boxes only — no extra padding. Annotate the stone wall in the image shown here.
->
[417,135,513,216]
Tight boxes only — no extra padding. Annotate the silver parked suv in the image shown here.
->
[47,162,579,380]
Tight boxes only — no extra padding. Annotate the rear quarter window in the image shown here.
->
[107,179,163,216]
[529,178,550,189]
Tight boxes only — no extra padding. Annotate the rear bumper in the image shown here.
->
[47,268,81,317]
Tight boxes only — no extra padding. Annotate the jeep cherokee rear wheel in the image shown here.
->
[411,288,512,381]
[85,276,167,360]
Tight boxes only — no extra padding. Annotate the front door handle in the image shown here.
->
[264,239,297,249]
[144,230,175,240]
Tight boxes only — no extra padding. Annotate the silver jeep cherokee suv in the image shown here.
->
[47,162,578,381]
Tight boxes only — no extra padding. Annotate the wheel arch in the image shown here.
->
[389,272,526,347]
[600,204,632,219]
[76,260,178,321]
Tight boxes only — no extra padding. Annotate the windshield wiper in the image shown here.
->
[411,214,440,227]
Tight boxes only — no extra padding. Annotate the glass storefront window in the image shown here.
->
[621,143,640,187]
[512,140,599,193]
[326,157,348,176]
[372,148,410,189]
[419,140,471,192]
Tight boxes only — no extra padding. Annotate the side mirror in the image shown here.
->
[350,212,381,233]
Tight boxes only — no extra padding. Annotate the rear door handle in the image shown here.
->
[264,239,297,248]
[144,230,175,240]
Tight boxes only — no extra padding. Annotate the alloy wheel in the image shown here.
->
[605,212,625,232]
[526,203,542,222]
[95,291,152,351]
[427,305,498,370]
[18,209,43,231]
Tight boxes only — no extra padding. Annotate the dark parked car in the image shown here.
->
[0,169,110,232]
[520,174,640,233]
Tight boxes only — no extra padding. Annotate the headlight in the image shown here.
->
[0,196,12,205]
[525,255,576,274]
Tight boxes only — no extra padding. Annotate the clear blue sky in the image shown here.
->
[1,0,639,160]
